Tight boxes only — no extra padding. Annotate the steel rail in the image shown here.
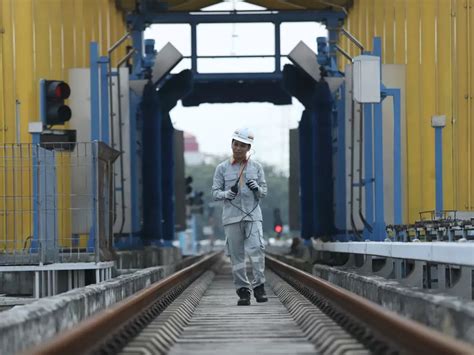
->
[266,254,474,354]
[28,251,222,355]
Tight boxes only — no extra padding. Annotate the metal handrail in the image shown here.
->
[107,32,130,231]
[340,28,364,52]
[115,49,136,236]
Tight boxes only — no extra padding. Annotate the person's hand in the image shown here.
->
[225,189,237,200]
[246,179,259,192]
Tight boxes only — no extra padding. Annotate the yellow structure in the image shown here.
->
[0,0,128,143]
[0,0,128,253]
[340,0,474,222]
[0,0,472,234]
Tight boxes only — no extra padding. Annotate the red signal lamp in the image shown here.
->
[53,82,71,99]
[274,225,283,233]
[44,80,72,125]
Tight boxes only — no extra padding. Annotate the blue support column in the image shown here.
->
[142,85,163,245]
[326,17,339,70]
[88,142,98,253]
[432,115,446,215]
[39,80,46,126]
[89,43,100,252]
[311,109,319,234]
[372,37,385,240]
[129,89,141,235]
[384,88,402,225]
[335,84,347,237]
[99,56,110,144]
[274,22,281,73]
[161,115,175,243]
[363,103,374,239]
[90,42,100,141]
[313,82,335,237]
[191,23,197,74]
[435,128,443,213]
[31,132,40,252]
[373,101,385,240]
[30,81,45,252]
[131,30,144,79]
[299,111,314,239]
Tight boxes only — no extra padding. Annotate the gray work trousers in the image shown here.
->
[224,221,266,290]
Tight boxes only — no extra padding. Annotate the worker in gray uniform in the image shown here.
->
[212,127,268,306]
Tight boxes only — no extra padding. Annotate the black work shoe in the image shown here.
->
[253,284,268,303]
[236,287,251,306]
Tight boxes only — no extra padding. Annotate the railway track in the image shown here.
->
[28,251,474,355]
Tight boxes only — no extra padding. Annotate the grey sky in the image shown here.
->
[145,0,327,173]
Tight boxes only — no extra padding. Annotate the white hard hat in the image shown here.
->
[232,127,254,145]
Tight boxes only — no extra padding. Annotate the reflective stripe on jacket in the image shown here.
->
[212,158,267,226]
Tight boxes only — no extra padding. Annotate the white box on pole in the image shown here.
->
[353,55,381,103]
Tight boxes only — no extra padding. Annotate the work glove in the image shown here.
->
[246,179,259,192]
[224,189,237,200]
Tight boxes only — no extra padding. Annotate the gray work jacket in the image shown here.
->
[212,158,267,226]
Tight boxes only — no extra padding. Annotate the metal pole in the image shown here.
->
[108,32,130,54]
[363,104,374,239]
[116,55,133,237]
[99,57,110,144]
[90,43,100,141]
[341,28,364,52]
[432,115,446,215]
[191,23,197,74]
[274,22,281,73]
[435,127,443,214]
[372,38,385,241]
[390,88,402,225]
[373,101,385,240]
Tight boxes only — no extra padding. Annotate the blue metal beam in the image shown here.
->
[194,72,282,81]
[191,23,197,74]
[434,126,444,214]
[99,56,110,144]
[372,37,385,241]
[274,22,281,72]
[90,42,100,141]
[128,10,345,26]
[384,88,402,225]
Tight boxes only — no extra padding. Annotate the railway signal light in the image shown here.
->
[43,80,72,126]
[273,208,283,238]
[274,224,283,234]
[185,176,194,205]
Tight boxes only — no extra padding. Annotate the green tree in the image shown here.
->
[185,157,289,238]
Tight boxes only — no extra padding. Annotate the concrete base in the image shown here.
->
[313,263,474,345]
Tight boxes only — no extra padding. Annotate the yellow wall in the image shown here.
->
[340,0,474,222]
[0,0,128,143]
[0,0,128,251]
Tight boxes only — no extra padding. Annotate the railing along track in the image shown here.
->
[266,254,474,354]
[28,252,222,355]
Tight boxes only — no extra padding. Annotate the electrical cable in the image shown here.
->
[226,154,261,240]
[229,195,260,240]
